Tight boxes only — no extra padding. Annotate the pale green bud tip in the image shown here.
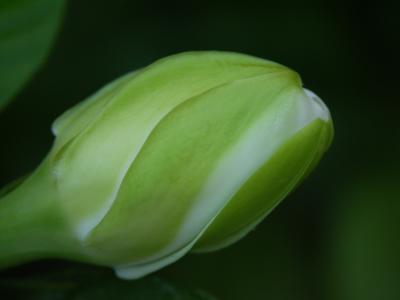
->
[0,51,333,279]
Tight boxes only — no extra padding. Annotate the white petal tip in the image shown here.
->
[303,88,331,122]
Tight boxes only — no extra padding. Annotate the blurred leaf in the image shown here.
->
[165,216,312,300]
[72,277,217,300]
[0,263,217,300]
[0,0,65,110]
[328,174,400,300]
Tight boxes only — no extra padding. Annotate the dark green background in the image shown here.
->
[1,0,399,299]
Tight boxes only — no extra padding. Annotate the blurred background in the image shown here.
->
[0,0,399,299]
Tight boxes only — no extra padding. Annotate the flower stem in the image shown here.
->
[0,163,83,269]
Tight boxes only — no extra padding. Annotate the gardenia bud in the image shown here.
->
[0,51,333,279]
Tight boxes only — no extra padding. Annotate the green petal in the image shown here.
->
[193,118,332,252]
[50,51,287,239]
[51,70,139,149]
[85,71,312,277]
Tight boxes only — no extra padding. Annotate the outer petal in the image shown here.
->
[84,70,318,278]
[51,71,139,150]
[193,88,332,251]
[193,118,332,252]
[50,52,286,239]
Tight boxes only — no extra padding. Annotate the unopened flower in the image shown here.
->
[0,51,333,279]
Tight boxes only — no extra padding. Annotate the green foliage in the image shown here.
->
[0,265,217,300]
[328,175,400,300]
[0,0,64,109]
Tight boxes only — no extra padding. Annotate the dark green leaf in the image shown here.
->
[0,0,65,110]
[328,175,400,300]
[0,263,217,300]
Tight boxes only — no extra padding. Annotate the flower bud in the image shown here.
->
[0,51,333,279]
